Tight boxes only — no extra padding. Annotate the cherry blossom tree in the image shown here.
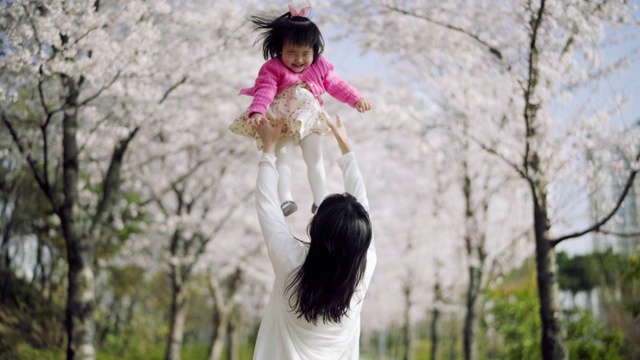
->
[323,76,469,357]
[113,2,270,359]
[204,241,265,360]
[1,1,175,358]
[5,1,636,358]
[334,1,639,358]
[320,33,533,360]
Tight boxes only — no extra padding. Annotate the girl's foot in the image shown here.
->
[281,201,298,217]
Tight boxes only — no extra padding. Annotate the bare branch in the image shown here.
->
[24,0,59,205]
[208,269,226,308]
[77,113,112,154]
[551,150,640,246]
[465,133,528,179]
[383,4,503,60]
[37,66,51,115]
[89,127,140,236]
[170,158,210,187]
[522,0,546,176]
[77,70,122,106]
[1,110,58,210]
[159,76,188,105]
[598,229,640,238]
[184,189,254,278]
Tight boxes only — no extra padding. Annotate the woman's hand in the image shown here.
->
[255,118,284,154]
[327,114,351,155]
[355,99,372,113]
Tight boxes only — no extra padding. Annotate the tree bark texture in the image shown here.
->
[522,1,567,358]
[61,77,97,360]
[225,309,241,360]
[208,269,242,360]
[462,157,483,360]
[165,268,188,360]
[463,247,482,360]
[401,283,412,360]
[531,178,567,360]
[430,281,441,360]
[208,307,231,360]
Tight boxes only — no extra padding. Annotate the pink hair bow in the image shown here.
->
[288,5,311,17]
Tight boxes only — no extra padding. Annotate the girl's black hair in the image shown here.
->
[250,10,325,62]
[286,193,372,324]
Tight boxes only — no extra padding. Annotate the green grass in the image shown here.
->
[1,339,256,360]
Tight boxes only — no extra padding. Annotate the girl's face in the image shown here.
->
[281,42,314,73]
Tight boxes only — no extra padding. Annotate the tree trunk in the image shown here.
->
[463,260,481,360]
[462,157,483,360]
[401,283,412,360]
[522,0,567,358]
[531,178,567,360]
[208,306,231,360]
[430,281,441,360]
[225,309,240,360]
[31,238,44,290]
[378,329,388,360]
[165,271,188,360]
[64,232,96,360]
[61,76,96,360]
[1,196,16,290]
[0,213,12,271]
[118,296,137,355]
[448,315,458,360]
[207,269,242,360]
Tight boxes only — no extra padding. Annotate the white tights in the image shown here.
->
[275,133,326,207]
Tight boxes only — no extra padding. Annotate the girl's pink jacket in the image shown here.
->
[239,56,363,117]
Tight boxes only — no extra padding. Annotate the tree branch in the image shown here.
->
[522,0,546,177]
[551,150,640,246]
[77,70,121,106]
[89,127,140,236]
[465,132,528,180]
[184,189,254,279]
[1,110,58,211]
[159,76,188,105]
[383,5,503,60]
[598,229,640,238]
[37,65,51,115]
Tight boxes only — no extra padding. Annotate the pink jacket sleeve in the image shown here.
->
[321,58,363,107]
[248,60,281,116]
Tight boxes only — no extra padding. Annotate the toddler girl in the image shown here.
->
[229,5,371,216]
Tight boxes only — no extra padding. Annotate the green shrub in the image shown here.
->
[567,310,624,360]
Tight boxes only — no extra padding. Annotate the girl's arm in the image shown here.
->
[248,60,280,117]
[320,57,364,109]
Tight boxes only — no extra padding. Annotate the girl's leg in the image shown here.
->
[299,132,327,209]
[275,137,295,204]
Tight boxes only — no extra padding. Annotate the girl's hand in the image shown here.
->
[248,113,267,126]
[255,118,284,154]
[355,99,372,113]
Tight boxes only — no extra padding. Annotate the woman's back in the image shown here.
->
[253,252,373,359]
[253,115,376,359]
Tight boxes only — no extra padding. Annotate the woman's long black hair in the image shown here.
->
[286,193,372,324]
[250,10,325,62]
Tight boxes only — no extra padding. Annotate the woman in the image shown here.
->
[253,115,376,359]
